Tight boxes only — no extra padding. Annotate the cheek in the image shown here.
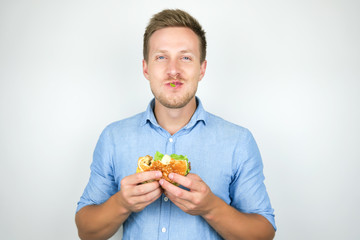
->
[183,64,201,74]
[186,69,201,80]
[149,65,166,78]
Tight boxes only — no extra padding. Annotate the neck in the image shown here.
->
[154,98,197,135]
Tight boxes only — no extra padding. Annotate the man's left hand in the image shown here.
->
[159,173,218,216]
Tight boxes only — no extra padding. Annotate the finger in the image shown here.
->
[168,173,203,192]
[132,180,162,196]
[164,190,189,210]
[159,178,192,201]
[123,171,162,185]
[185,173,202,181]
[137,188,163,206]
[129,188,163,212]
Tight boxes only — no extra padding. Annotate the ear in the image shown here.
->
[143,59,150,80]
[198,60,207,82]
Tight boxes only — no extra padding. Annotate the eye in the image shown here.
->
[156,56,166,60]
[182,56,192,61]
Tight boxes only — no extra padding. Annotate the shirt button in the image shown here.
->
[164,197,169,202]
[162,227,166,233]
[169,138,173,143]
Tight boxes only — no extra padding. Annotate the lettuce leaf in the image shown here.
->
[170,154,188,162]
[154,151,188,162]
[154,151,164,161]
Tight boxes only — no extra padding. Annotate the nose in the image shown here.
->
[167,59,180,79]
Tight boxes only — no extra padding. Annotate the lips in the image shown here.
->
[166,80,183,88]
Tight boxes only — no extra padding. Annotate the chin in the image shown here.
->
[160,100,188,109]
[158,96,194,109]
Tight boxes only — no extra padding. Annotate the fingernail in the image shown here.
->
[159,179,164,185]
[169,173,173,180]
[156,171,162,178]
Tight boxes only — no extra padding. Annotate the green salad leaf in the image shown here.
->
[170,153,188,161]
[154,151,164,161]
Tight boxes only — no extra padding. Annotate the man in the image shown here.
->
[76,9,276,240]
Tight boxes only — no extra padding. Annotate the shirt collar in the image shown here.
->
[140,96,208,128]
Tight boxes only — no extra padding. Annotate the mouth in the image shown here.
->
[166,81,183,89]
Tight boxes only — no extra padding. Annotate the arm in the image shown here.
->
[202,195,275,240]
[159,173,275,240]
[75,171,163,240]
[75,193,130,240]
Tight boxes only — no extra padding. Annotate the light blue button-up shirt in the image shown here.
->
[77,97,276,239]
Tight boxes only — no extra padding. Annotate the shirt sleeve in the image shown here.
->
[229,129,276,230]
[76,127,118,213]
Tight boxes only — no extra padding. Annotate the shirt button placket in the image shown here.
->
[159,193,170,240]
[159,136,174,239]
[167,137,174,153]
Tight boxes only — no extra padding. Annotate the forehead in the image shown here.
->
[148,27,200,54]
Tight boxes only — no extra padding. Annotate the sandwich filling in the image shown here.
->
[137,151,190,183]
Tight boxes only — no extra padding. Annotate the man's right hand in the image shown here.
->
[76,171,163,240]
[116,171,163,213]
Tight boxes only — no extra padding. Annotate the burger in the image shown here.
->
[136,151,191,184]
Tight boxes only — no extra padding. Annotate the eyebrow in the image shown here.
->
[153,49,195,54]
[154,50,168,53]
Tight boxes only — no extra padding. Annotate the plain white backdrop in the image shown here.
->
[1,0,359,239]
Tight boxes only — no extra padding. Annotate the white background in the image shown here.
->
[1,0,359,239]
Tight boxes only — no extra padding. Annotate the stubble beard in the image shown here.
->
[150,83,198,109]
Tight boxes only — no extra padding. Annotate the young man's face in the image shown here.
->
[143,27,207,109]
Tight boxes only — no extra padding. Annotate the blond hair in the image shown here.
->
[143,9,207,63]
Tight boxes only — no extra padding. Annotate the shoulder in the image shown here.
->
[205,112,253,140]
[100,112,145,139]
